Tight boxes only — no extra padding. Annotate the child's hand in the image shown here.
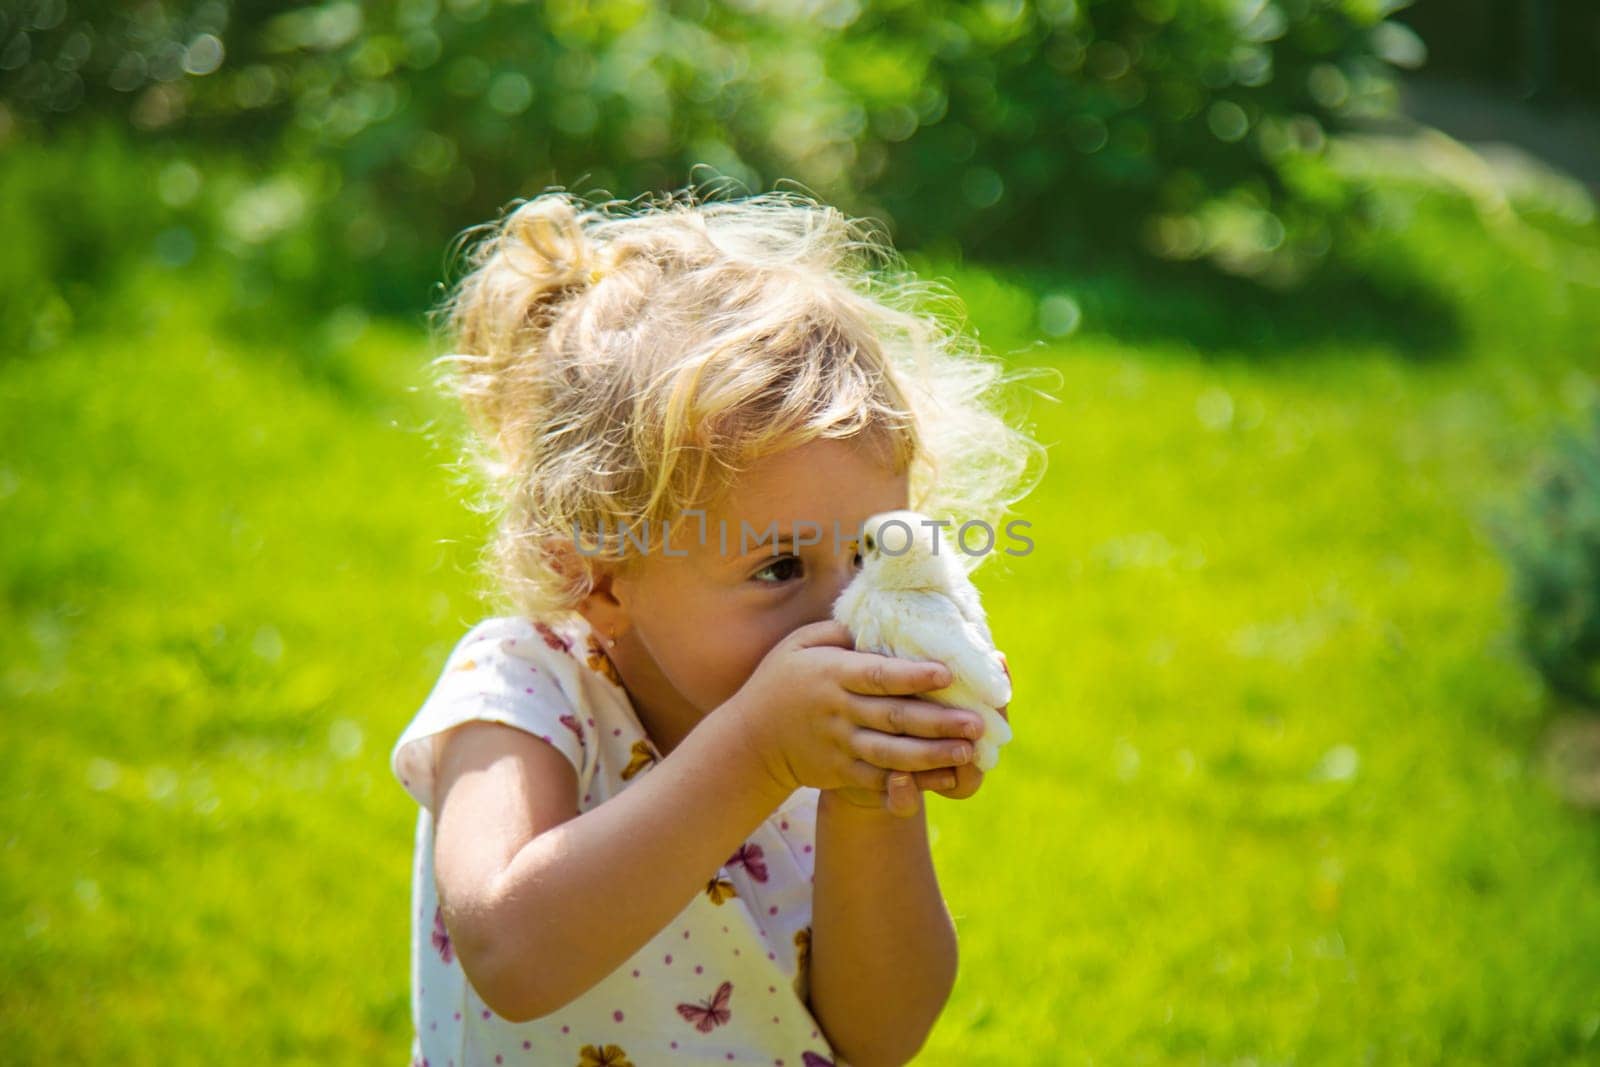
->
[724,620,984,811]
[904,650,1012,812]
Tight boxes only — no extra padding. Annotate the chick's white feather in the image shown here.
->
[832,509,1013,772]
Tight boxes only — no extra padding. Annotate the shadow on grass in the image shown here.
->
[209,276,418,416]
[1001,243,1465,365]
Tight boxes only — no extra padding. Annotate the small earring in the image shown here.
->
[607,632,618,648]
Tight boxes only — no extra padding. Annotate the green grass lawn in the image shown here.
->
[4,180,1599,1063]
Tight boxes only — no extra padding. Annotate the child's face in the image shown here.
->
[604,436,908,739]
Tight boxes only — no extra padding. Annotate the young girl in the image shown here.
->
[390,188,1044,1067]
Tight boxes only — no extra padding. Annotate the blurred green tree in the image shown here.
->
[0,0,1421,324]
[1489,401,1600,714]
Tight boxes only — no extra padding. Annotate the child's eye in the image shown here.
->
[751,556,804,584]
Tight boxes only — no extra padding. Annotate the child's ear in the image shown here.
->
[555,540,631,641]
[579,568,633,643]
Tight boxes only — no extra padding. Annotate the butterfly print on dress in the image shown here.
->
[584,633,624,687]
[725,842,768,882]
[534,621,573,655]
[430,905,453,964]
[704,875,737,905]
[621,739,659,780]
[578,1044,634,1067]
[559,714,587,748]
[676,979,733,1033]
[792,925,811,1003]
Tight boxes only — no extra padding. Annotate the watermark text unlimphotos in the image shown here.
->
[570,511,1034,558]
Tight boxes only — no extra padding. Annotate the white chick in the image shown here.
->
[832,509,1013,772]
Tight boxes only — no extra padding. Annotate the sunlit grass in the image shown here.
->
[4,185,1599,1063]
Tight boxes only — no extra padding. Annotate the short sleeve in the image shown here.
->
[390,617,594,813]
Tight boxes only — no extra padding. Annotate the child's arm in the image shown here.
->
[431,708,793,1022]
[809,786,959,1067]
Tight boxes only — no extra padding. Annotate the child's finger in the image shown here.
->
[885,772,921,817]
[924,762,983,800]
[997,651,1012,724]
[998,651,1012,723]
[851,695,983,741]
[785,619,857,650]
[840,652,953,697]
[849,727,973,773]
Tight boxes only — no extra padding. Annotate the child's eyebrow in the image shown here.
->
[732,534,796,561]
[727,527,846,565]
[712,516,860,562]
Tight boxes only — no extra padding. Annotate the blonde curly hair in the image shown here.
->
[427,185,1049,624]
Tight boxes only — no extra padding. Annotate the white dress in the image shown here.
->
[390,614,843,1067]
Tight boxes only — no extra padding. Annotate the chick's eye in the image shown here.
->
[864,535,875,551]
[752,556,803,584]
